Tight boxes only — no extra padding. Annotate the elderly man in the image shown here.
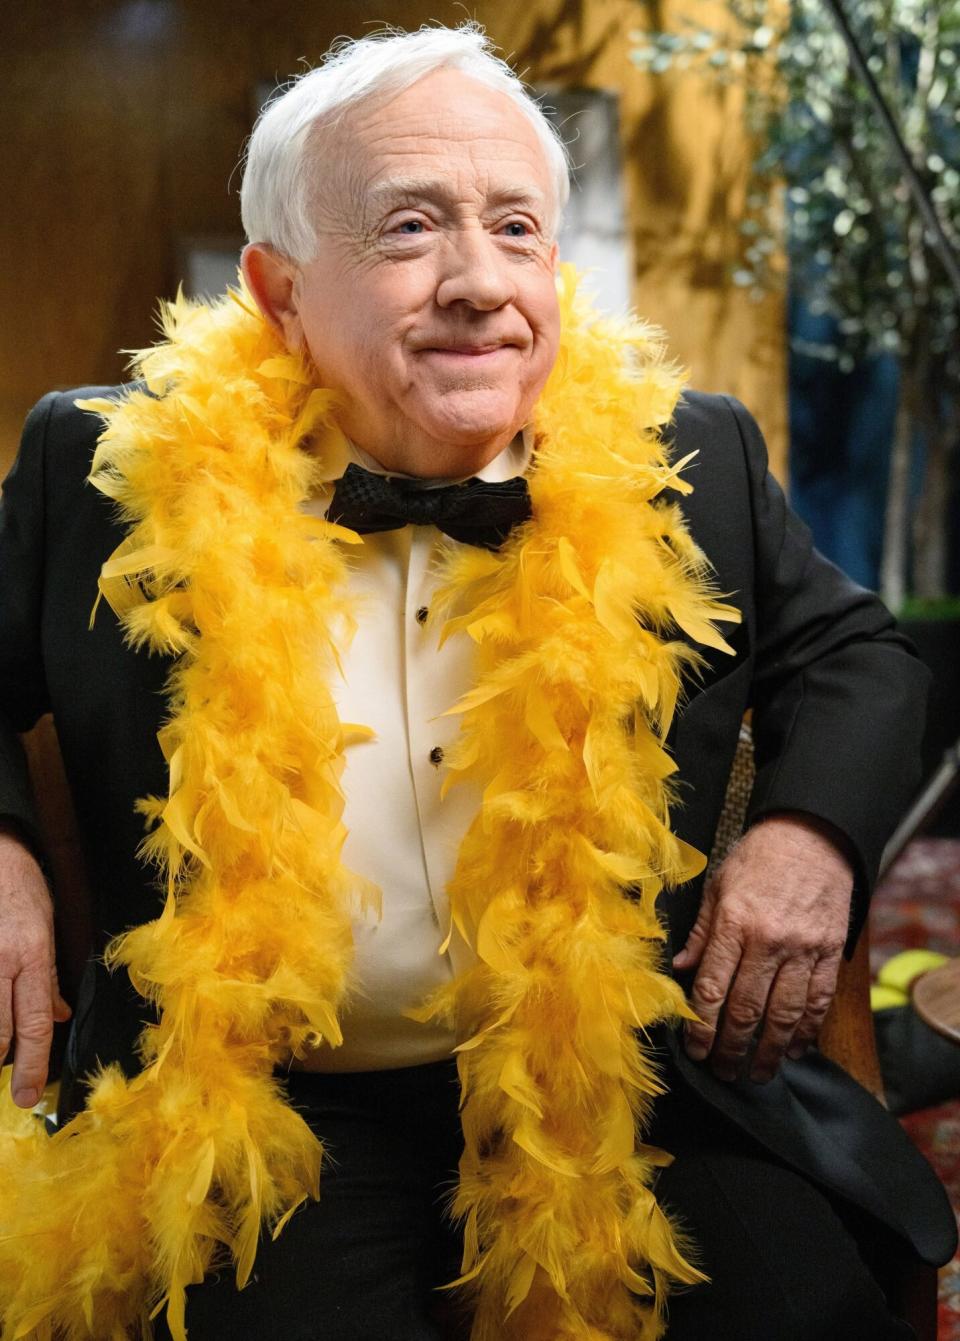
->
[0,22,953,1341]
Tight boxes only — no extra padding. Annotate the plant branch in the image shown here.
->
[819,0,960,303]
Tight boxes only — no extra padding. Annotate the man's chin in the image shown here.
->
[426,394,529,442]
[388,405,520,472]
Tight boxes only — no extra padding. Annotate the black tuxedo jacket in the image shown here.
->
[0,387,954,1266]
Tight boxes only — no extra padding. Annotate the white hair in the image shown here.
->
[240,23,570,263]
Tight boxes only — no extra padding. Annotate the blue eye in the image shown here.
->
[503,221,529,237]
[398,219,425,234]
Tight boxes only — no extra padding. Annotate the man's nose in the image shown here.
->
[435,229,515,310]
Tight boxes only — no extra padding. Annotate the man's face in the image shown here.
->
[276,70,561,477]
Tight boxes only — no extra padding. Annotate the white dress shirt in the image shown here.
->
[297,432,531,1071]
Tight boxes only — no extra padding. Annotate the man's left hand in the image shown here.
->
[672,814,854,1083]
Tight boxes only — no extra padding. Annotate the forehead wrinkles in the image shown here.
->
[359,131,549,199]
[306,81,555,237]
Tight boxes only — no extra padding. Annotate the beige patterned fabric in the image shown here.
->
[705,722,755,882]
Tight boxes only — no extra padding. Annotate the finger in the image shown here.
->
[673,878,719,970]
[788,952,842,1059]
[684,925,743,1063]
[10,965,54,1107]
[0,977,12,1066]
[710,949,780,1081]
[749,957,815,1082]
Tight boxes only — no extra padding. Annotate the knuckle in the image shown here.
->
[753,925,786,955]
[712,910,745,941]
[16,1020,53,1045]
[798,933,827,957]
[717,1024,752,1055]
[779,932,807,957]
[766,1004,804,1032]
[805,991,836,1021]
[693,978,728,1011]
[809,978,837,1003]
[725,1002,763,1032]
[780,930,827,963]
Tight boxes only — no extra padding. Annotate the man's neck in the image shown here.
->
[314,429,534,490]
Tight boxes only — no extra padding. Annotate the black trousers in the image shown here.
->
[154,1060,916,1341]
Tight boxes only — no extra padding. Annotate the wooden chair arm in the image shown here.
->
[819,933,885,1103]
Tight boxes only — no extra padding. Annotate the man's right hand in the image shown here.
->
[0,826,71,1108]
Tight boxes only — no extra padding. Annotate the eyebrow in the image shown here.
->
[367,177,548,215]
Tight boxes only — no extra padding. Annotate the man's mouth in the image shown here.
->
[419,344,517,359]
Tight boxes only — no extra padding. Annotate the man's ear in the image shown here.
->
[241,243,304,352]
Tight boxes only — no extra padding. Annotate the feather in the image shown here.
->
[0,264,738,1340]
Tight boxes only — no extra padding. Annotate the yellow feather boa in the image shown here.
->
[0,266,739,1340]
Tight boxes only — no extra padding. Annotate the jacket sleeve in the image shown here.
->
[724,396,930,942]
[0,393,57,857]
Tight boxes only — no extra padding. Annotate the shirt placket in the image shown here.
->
[404,528,481,980]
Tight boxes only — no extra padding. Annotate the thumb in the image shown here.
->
[51,968,72,1023]
[673,878,718,970]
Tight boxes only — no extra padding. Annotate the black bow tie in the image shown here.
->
[327,462,533,551]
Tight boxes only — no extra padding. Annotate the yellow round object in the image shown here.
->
[877,949,950,994]
[870,983,909,1012]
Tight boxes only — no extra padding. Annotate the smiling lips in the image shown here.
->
[418,342,519,360]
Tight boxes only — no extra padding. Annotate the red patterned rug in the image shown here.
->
[873,838,960,1338]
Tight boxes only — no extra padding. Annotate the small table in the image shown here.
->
[913,959,960,1044]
